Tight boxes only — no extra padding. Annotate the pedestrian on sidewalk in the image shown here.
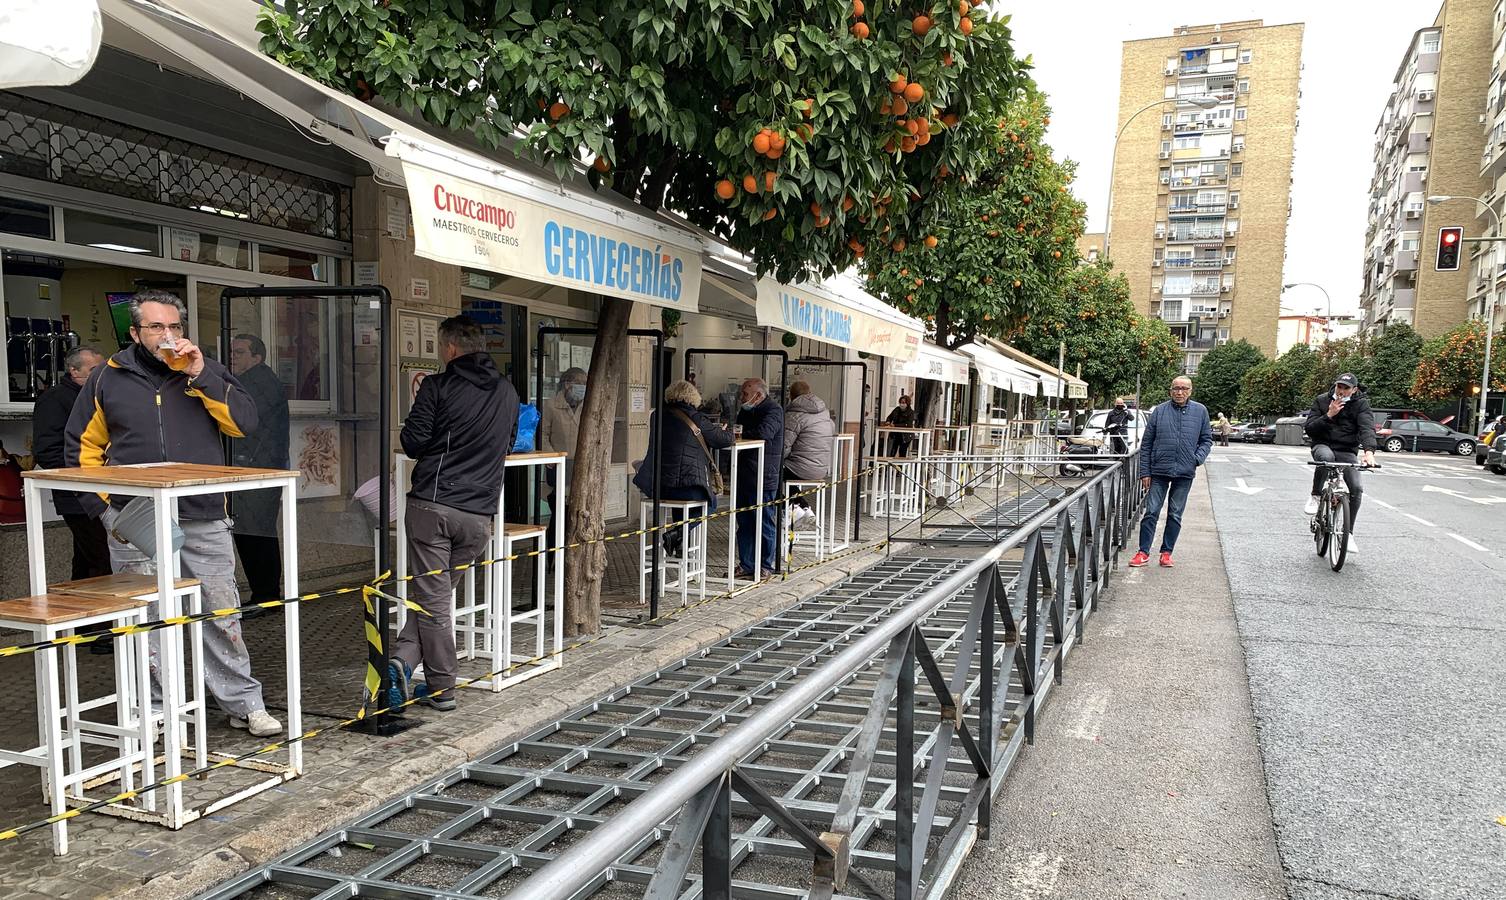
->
[1216,411,1232,447]
[393,316,519,712]
[64,290,281,736]
[735,377,783,578]
[1105,398,1132,455]
[1130,376,1213,569]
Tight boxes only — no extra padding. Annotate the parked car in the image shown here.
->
[1078,408,1152,451]
[1242,423,1277,444]
[1376,418,1476,455]
[1475,416,1504,465]
[1228,423,1259,443]
[1369,408,1433,434]
[1486,438,1506,475]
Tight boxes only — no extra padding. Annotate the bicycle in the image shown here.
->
[1306,460,1378,572]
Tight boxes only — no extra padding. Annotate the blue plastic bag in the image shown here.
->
[513,403,540,453]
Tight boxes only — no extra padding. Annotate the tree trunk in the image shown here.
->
[563,296,633,637]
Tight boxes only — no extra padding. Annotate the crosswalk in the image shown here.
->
[1209,450,1486,479]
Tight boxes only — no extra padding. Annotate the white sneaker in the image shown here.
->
[230,709,282,737]
[1346,534,1358,555]
[791,506,816,529]
[1304,496,1320,516]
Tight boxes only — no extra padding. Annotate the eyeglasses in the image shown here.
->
[138,322,185,335]
[1170,386,1192,392]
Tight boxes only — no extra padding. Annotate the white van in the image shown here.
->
[1078,408,1152,452]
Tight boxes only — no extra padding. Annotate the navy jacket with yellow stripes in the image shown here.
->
[64,343,259,521]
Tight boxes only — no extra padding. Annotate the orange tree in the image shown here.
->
[860,88,1084,350]
[260,0,1030,634]
[1411,319,1506,415]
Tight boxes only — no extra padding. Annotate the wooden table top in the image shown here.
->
[876,426,931,434]
[732,439,766,447]
[51,573,200,601]
[0,593,147,626]
[24,463,300,488]
[505,451,567,462]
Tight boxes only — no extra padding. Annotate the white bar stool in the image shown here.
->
[639,499,709,608]
[783,480,827,563]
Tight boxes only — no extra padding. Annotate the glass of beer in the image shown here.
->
[158,335,192,372]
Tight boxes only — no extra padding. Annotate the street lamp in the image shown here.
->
[1103,94,1223,261]
[1282,282,1332,342]
[1427,194,1501,430]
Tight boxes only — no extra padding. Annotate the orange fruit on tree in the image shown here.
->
[743,174,759,193]
[842,195,855,211]
[852,0,864,15]
[883,137,897,153]
[924,235,938,248]
[816,215,831,228]
[764,207,778,220]
[912,15,931,35]
[914,278,923,287]
[802,100,814,120]
[880,98,894,115]
[770,131,785,151]
[892,97,910,116]
[592,156,611,173]
[768,146,784,160]
[917,130,932,146]
[1052,250,1062,258]
[905,118,920,136]
[893,238,907,251]
[904,82,924,103]
[548,101,570,121]
[715,179,736,200]
[960,15,973,35]
[900,135,917,153]
[980,214,989,222]
[764,171,777,191]
[900,267,909,275]
[938,163,951,177]
[797,123,814,141]
[752,130,772,155]
[1043,116,1051,125]
[943,51,954,67]
[810,201,824,217]
[959,0,970,13]
[852,21,870,39]
[1022,195,1032,204]
[942,112,959,128]
[890,73,908,94]
[1013,279,1022,287]
[849,237,864,251]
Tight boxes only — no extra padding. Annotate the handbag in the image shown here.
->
[671,408,726,496]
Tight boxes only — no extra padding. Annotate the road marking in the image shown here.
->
[1369,497,1398,511]
[1065,687,1112,741]
[1404,513,1437,527]
[1449,533,1490,552]
[1226,478,1265,495]
[1006,851,1064,900]
[1422,484,1506,504]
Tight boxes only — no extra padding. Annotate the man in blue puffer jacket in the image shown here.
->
[1130,375,1213,568]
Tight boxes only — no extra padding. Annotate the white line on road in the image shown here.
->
[1449,533,1490,552]
[1369,497,1399,511]
[1404,513,1437,527]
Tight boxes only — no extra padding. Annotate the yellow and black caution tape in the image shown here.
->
[0,536,890,845]
[0,467,879,661]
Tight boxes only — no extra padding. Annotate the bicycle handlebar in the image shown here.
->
[1306,461,1381,469]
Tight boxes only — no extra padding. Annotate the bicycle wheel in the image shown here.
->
[1313,493,1329,557]
[1327,492,1351,572]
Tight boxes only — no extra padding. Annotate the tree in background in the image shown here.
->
[1411,319,1506,413]
[1237,345,1317,418]
[1363,323,1423,408]
[261,0,1030,634]
[1014,260,1179,405]
[1302,336,1369,400]
[1191,339,1265,420]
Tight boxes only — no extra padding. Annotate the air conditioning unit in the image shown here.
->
[1229,199,1239,209]
[1163,122,1173,131]
[1221,284,1231,293]
[1153,284,1162,293]
[1219,148,1230,157]
[1152,259,1163,267]
[1219,309,1230,317]
[1160,174,1170,184]
[1405,208,1421,218]
[1159,151,1172,159]
[1418,89,1434,101]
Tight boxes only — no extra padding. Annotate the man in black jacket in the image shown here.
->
[1104,398,1132,456]
[393,316,518,711]
[228,334,290,606]
[33,346,108,579]
[1303,373,1376,546]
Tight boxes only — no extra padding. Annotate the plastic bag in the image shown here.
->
[513,403,540,453]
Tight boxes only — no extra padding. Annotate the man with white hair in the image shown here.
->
[736,377,783,578]
[33,345,108,580]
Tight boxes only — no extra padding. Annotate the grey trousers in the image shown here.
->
[102,510,266,719]
[395,498,492,692]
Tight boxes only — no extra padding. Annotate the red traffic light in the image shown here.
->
[1444,231,1458,245]
[1437,226,1464,271]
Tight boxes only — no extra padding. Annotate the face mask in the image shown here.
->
[741,401,756,411]
[566,384,586,405]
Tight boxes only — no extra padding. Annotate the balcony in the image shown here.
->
[1394,249,1418,271]
[1164,258,1226,269]
[1168,201,1227,215]
[1168,229,1226,243]
[1191,283,1222,295]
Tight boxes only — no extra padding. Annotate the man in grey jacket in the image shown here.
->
[1130,375,1213,569]
[782,382,836,528]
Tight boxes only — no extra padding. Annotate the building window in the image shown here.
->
[1231,162,1243,176]
[1161,140,1172,153]
[1421,31,1441,53]
[0,196,52,239]
[1401,237,1420,251]
[1239,49,1252,64]
[1154,248,1164,261]
[1163,113,1173,127]
[258,244,328,281]
[166,228,251,270]
[1235,107,1248,121]
[62,208,162,256]
[1225,247,1237,262]
[1238,79,1250,93]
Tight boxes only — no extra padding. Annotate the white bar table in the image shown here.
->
[869,427,931,519]
[828,434,856,553]
[21,464,302,832]
[706,439,764,593]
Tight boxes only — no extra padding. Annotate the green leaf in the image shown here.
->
[511,9,535,26]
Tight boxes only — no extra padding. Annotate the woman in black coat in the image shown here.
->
[634,379,734,551]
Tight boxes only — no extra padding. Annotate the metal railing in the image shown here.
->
[508,459,1141,900]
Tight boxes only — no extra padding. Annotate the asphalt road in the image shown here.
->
[1206,441,1505,900]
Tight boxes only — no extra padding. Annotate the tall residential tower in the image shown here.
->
[1109,20,1304,371]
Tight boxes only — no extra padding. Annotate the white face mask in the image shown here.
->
[566,384,586,406]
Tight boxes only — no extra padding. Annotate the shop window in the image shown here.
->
[167,228,251,270]
[0,196,52,239]
[274,296,331,402]
[62,209,161,256]
[258,244,325,281]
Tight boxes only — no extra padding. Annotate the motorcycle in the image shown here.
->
[1058,436,1104,477]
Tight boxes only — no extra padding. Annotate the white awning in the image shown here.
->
[891,342,971,385]
[755,273,923,362]
[0,0,101,89]
[959,342,1043,395]
[103,0,708,311]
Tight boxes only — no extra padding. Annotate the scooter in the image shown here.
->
[1058,436,1104,477]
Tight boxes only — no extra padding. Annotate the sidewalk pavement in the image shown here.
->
[953,474,1288,900]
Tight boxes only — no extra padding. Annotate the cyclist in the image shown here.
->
[1302,373,1376,551]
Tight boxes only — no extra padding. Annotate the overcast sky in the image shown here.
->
[1000,0,1442,317]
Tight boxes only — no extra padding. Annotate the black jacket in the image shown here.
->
[401,352,519,517]
[1303,390,1376,452]
[885,404,916,428]
[230,363,289,469]
[33,377,87,516]
[65,343,258,520]
[737,397,785,494]
[1105,406,1131,435]
[633,401,733,496]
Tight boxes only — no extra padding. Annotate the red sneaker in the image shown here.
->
[1159,552,1174,567]
[1129,551,1151,567]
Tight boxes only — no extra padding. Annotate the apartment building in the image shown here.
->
[1474,0,1506,327]
[1077,232,1105,265]
[1109,20,1304,372]
[1361,0,1493,338]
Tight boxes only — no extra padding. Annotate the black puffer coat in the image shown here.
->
[1303,390,1376,452]
[634,401,734,496]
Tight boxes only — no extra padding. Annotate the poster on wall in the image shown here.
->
[399,314,420,357]
[419,318,439,359]
[289,421,341,498]
[401,363,439,418]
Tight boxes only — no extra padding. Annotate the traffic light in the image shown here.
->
[1436,226,1463,271]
